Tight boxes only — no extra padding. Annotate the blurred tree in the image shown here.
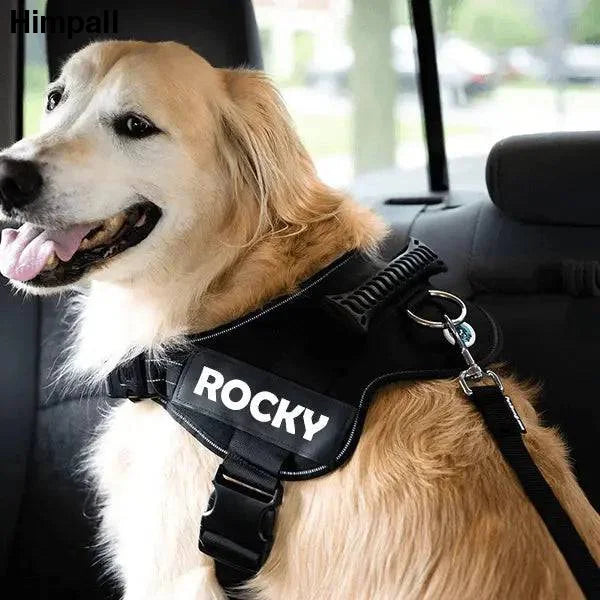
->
[291,31,315,85]
[575,0,600,42]
[350,0,396,174]
[453,0,543,50]
[433,0,463,33]
[393,0,410,26]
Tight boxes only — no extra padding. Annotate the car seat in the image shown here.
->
[1,1,261,598]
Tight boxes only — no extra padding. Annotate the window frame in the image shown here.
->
[0,0,25,147]
[409,0,449,194]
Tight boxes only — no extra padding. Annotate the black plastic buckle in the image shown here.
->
[105,354,149,400]
[199,464,283,574]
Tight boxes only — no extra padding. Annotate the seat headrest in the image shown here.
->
[46,0,262,79]
[486,132,600,226]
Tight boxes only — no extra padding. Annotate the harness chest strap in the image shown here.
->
[105,238,599,599]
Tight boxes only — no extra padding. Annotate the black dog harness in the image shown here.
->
[106,238,599,598]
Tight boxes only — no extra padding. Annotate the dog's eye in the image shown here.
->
[46,90,63,112]
[114,114,160,139]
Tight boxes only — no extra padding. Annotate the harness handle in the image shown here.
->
[324,238,446,334]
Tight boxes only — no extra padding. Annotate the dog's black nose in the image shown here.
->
[0,158,43,212]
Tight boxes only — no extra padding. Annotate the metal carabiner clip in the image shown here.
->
[406,290,526,433]
[443,315,526,433]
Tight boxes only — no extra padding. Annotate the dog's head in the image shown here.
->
[0,41,330,293]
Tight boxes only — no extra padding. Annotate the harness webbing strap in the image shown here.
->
[200,433,288,598]
[214,563,246,600]
[471,385,600,598]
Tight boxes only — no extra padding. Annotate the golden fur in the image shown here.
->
[1,41,598,599]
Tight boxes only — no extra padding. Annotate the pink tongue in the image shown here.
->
[0,222,94,282]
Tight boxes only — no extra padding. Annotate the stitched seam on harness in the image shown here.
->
[146,358,183,367]
[166,351,498,478]
[143,253,355,462]
[162,308,500,478]
[280,372,410,476]
[154,244,500,479]
[146,378,178,386]
[189,254,354,342]
[169,405,227,454]
[280,368,450,477]
[227,453,275,485]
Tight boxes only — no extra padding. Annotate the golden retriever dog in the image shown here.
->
[0,41,598,600]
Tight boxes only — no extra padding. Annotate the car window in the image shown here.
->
[254,1,428,205]
[23,0,48,138]
[24,1,428,207]
[23,1,600,203]
[432,0,600,192]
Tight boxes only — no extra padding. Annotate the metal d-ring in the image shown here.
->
[406,290,467,329]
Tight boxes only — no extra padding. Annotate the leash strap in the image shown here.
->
[429,310,600,598]
[405,297,600,598]
[471,385,600,598]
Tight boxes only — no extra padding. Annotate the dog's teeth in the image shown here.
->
[43,252,59,271]
[104,213,127,235]
[80,231,104,250]
[79,213,127,250]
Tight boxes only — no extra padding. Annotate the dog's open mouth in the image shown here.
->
[0,201,161,287]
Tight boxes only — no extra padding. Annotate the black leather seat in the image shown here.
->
[46,0,263,80]
[409,132,600,511]
[3,2,262,598]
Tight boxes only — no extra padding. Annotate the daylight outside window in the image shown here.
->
[24,0,600,202]
[431,0,600,191]
[4,2,600,598]
[255,0,600,200]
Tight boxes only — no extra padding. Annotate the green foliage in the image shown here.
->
[452,0,544,50]
[434,0,463,33]
[575,0,600,43]
[24,64,48,136]
[393,1,410,27]
[291,31,315,84]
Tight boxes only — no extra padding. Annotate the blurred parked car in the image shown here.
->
[306,26,497,105]
[504,46,548,80]
[505,44,600,84]
[563,44,600,83]
[305,43,353,93]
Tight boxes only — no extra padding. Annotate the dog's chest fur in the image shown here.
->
[72,289,229,599]
[90,400,226,600]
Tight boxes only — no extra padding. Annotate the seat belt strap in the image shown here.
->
[471,385,600,598]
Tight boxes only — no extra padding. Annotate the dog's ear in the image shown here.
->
[218,69,342,238]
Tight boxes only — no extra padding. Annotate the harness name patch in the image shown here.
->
[194,366,330,441]
[171,347,356,463]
